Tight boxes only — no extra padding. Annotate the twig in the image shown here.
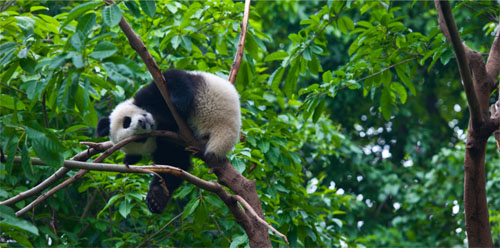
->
[42,92,49,128]
[357,57,418,82]
[228,0,251,84]
[233,195,289,246]
[0,81,27,95]
[135,212,183,248]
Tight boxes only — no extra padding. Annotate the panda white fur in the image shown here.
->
[97,69,241,213]
[107,99,157,157]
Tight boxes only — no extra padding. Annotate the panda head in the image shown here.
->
[97,99,157,156]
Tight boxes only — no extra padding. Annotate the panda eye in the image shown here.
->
[123,116,131,128]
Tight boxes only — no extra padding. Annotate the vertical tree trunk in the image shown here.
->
[464,129,493,247]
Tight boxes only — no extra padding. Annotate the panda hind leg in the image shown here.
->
[123,154,142,165]
[146,173,183,214]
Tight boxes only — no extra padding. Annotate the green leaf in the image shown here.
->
[76,12,96,34]
[312,99,326,123]
[124,1,142,18]
[0,94,25,110]
[322,70,333,83]
[30,6,47,12]
[61,2,102,29]
[269,67,285,93]
[171,35,181,49]
[303,97,321,121]
[5,136,18,175]
[182,198,200,219]
[381,88,392,121]
[70,31,84,51]
[264,50,289,62]
[31,140,63,167]
[391,82,407,104]
[90,41,117,60]
[284,60,299,97]
[0,42,17,55]
[17,47,28,59]
[102,5,122,27]
[72,54,84,68]
[98,195,121,218]
[0,205,39,236]
[395,64,416,96]
[230,234,248,248]
[21,79,47,101]
[1,61,18,83]
[118,198,132,218]
[139,0,156,17]
[20,57,36,74]
[337,16,354,34]
[21,143,35,181]
[65,125,88,133]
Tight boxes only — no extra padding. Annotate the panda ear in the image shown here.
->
[97,117,110,137]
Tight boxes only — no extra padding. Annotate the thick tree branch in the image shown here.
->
[435,0,482,129]
[228,0,251,84]
[23,156,285,244]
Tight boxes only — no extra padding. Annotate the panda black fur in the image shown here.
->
[97,69,241,213]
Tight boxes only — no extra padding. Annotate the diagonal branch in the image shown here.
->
[486,20,500,84]
[12,131,181,216]
[228,0,251,84]
[22,156,288,244]
[434,0,482,129]
[107,0,195,145]
[0,141,112,206]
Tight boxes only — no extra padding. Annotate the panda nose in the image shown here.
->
[138,119,145,129]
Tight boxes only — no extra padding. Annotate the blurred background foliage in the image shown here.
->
[0,0,499,247]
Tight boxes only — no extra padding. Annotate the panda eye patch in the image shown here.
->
[123,116,132,128]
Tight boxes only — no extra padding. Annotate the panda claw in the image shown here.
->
[185,146,201,155]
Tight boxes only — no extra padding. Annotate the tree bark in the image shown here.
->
[434,1,500,246]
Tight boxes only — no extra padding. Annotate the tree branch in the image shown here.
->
[228,0,251,84]
[25,156,285,244]
[0,142,112,206]
[434,0,482,129]
[107,0,195,145]
[12,131,180,216]
[233,195,289,246]
[486,20,500,84]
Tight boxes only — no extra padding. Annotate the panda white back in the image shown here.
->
[187,71,241,158]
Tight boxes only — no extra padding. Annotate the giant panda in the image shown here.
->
[97,69,241,213]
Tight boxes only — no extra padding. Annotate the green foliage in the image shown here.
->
[0,0,499,247]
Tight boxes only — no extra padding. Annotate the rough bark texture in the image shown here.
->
[434,1,500,246]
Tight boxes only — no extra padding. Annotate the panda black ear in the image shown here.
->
[97,117,110,137]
